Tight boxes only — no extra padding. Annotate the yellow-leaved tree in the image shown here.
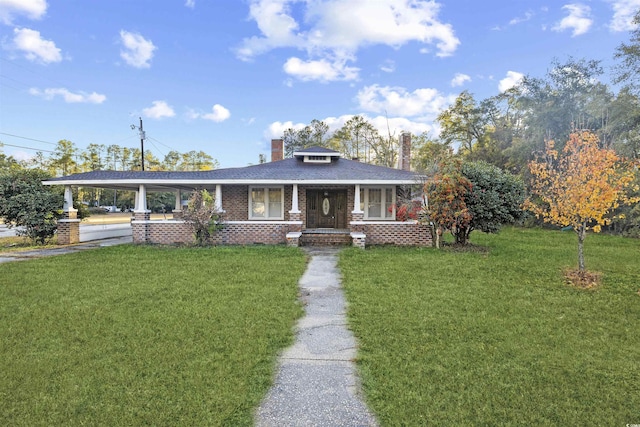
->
[527,130,639,272]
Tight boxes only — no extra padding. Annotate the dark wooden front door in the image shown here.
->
[307,190,347,229]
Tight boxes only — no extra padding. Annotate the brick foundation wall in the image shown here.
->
[218,222,289,245]
[146,221,194,244]
[127,218,432,247]
[134,220,293,245]
[352,221,433,247]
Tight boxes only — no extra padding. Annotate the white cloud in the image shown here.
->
[119,30,156,68]
[187,104,231,122]
[380,59,395,73]
[142,100,175,119]
[185,0,195,8]
[498,71,524,92]
[608,0,640,31]
[303,0,459,56]
[0,0,47,24]
[451,73,471,87]
[264,120,307,139]
[236,0,303,60]
[356,84,450,118]
[264,114,432,141]
[29,87,106,103]
[368,115,433,137]
[11,150,33,162]
[553,4,592,36]
[12,27,61,63]
[283,56,359,82]
[237,0,460,81]
[509,10,534,26]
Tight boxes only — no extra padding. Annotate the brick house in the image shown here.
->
[44,134,432,248]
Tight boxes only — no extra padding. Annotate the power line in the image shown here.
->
[0,73,32,89]
[148,136,178,152]
[1,142,55,153]
[146,138,166,159]
[0,57,71,88]
[112,134,137,144]
[0,132,57,145]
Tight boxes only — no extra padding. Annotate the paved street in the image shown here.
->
[0,223,19,238]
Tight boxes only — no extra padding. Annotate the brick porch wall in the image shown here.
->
[132,218,432,247]
[217,222,290,245]
[133,220,295,245]
[146,220,193,244]
[352,221,433,246]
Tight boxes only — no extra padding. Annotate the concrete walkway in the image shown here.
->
[0,236,132,264]
[256,247,378,427]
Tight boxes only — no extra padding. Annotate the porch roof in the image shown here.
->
[43,157,422,191]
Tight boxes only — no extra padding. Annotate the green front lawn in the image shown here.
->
[2,229,638,426]
[340,227,640,426]
[0,245,306,426]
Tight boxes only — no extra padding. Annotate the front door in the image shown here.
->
[307,190,347,229]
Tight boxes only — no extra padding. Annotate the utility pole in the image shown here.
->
[139,117,145,171]
[131,117,146,171]
[113,149,117,209]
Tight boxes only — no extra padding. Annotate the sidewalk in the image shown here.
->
[0,236,132,264]
[255,247,378,427]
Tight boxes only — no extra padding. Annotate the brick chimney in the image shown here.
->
[399,132,411,171]
[271,139,283,162]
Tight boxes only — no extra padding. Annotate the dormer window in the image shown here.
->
[304,155,331,163]
[293,146,341,163]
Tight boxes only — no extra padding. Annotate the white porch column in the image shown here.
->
[215,184,223,212]
[174,190,182,211]
[289,183,300,213]
[352,184,363,213]
[134,184,149,212]
[63,185,77,212]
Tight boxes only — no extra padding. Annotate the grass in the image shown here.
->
[340,227,640,426]
[0,245,307,426]
[0,235,59,253]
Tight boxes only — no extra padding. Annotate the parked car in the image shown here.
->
[100,206,122,213]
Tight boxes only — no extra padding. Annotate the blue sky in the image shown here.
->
[1,0,639,168]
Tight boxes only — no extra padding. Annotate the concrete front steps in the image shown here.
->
[300,229,351,247]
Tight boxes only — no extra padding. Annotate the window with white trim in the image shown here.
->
[360,186,396,220]
[249,186,284,219]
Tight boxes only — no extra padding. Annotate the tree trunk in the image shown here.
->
[435,227,442,249]
[454,226,470,245]
[577,223,586,272]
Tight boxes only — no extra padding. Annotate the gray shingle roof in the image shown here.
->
[293,146,340,154]
[44,157,421,190]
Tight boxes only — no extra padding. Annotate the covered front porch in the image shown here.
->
[53,180,431,248]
